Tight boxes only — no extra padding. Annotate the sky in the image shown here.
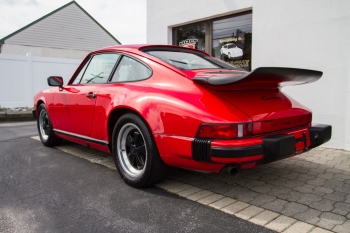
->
[0,0,147,44]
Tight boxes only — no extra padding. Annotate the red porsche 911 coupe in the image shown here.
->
[33,45,331,187]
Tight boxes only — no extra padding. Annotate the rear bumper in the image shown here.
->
[155,124,331,173]
[208,124,331,165]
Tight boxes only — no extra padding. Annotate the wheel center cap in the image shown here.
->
[130,146,137,154]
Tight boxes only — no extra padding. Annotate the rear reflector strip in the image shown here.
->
[253,114,312,135]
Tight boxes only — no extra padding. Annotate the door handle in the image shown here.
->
[86,93,96,99]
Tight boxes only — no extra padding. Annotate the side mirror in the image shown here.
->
[47,76,63,87]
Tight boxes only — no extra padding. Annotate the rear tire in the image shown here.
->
[37,104,62,147]
[112,113,168,188]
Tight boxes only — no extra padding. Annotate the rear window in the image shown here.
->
[146,51,219,70]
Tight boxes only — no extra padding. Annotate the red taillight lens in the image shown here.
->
[302,114,312,125]
[197,123,252,139]
[253,114,312,134]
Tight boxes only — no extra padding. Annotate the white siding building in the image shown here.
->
[0,1,121,108]
[147,0,350,151]
[0,1,121,59]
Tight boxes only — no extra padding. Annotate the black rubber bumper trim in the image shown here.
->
[32,109,37,119]
[211,145,265,158]
[260,134,296,164]
[309,124,332,149]
[192,139,212,162]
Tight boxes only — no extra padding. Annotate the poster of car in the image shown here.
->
[213,14,252,71]
[220,43,243,59]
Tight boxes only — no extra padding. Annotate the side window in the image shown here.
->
[80,53,120,84]
[72,59,89,84]
[111,56,151,82]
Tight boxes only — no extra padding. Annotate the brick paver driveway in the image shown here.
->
[32,137,350,233]
[166,147,350,232]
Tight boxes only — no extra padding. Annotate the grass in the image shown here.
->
[0,108,5,112]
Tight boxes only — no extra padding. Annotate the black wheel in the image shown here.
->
[37,104,62,147]
[112,113,168,188]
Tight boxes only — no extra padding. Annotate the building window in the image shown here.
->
[173,22,206,52]
[172,12,252,71]
[213,13,252,71]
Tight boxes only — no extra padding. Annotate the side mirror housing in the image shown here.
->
[47,76,63,87]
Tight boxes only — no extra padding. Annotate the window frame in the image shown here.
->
[69,52,122,85]
[172,10,252,70]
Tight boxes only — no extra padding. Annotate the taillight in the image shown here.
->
[197,123,252,139]
[253,114,312,134]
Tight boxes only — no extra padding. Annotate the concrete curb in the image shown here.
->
[0,111,34,122]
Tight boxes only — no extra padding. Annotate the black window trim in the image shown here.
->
[69,55,92,85]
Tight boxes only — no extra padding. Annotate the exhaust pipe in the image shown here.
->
[223,166,240,177]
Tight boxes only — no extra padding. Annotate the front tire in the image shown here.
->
[37,104,62,147]
[112,113,168,188]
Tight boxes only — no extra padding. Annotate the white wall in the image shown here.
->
[1,44,90,60]
[0,53,81,108]
[252,0,350,150]
[147,0,350,150]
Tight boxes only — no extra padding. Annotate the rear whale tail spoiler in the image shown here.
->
[192,67,323,90]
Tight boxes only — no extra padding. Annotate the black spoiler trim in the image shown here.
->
[192,67,323,87]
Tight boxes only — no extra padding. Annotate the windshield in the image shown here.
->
[147,51,219,70]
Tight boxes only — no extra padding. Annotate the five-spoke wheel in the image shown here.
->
[39,109,50,141]
[113,113,168,188]
[117,123,147,178]
[37,104,62,146]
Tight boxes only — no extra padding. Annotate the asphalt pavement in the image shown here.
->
[0,121,37,142]
[0,122,273,233]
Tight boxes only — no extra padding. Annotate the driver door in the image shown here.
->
[53,53,120,137]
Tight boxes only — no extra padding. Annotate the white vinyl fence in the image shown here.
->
[0,53,81,108]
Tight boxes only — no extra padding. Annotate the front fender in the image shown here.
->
[33,88,57,127]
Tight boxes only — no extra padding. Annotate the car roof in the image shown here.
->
[91,44,211,57]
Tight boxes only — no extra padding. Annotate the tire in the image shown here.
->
[112,113,168,188]
[37,104,62,147]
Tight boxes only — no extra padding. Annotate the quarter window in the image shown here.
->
[111,56,151,82]
[80,53,120,84]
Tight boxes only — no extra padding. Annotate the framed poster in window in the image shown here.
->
[172,11,252,71]
[173,22,206,52]
[212,13,252,71]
